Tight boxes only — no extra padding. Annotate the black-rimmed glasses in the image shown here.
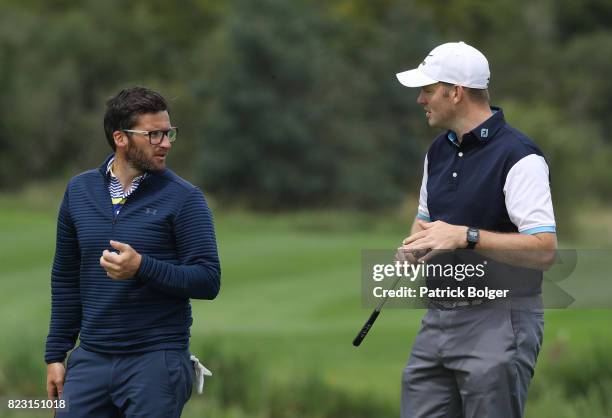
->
[122,127,178,145]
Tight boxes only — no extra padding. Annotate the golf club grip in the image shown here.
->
[352,309,381,346]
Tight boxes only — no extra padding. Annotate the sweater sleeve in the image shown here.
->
[135,188,221,300]
[45,186,82,364]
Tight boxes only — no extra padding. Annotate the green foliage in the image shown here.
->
[192,0,427,209]
[501,101,604,235]
[0,0,610,217]
[554,0,612,40]
[558,31,612,137]
[527,337,612,417]
[187,340,395,418]
[0,0,222,189]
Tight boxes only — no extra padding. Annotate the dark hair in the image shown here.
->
[441,82,490,104]
[103,87,169,150]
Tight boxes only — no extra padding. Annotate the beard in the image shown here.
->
[126,139,164,173]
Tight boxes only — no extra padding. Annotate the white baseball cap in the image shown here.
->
[396,42,490,89]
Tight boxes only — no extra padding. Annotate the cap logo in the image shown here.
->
[420,54,433,66]
[481,128,489,138]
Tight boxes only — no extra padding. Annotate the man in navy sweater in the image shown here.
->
[45,87,221,417]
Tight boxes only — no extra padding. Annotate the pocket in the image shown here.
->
[509,307,521,338]
[163,350,193,403]
[66,346,81,369]
[186,354,194,400]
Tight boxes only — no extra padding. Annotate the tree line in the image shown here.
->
[0,0,610,229]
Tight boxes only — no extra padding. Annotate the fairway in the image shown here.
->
[1,194,611,417]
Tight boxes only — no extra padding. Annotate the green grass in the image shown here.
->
[1,190,611,417]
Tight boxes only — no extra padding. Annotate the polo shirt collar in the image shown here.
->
[446,106,505,147]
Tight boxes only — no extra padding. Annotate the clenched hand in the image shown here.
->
[100,240,142,280]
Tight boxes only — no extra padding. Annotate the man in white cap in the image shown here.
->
[396,42,558,417]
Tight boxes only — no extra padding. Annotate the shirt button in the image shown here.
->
[452,172,458,178]
[458,152,463,157]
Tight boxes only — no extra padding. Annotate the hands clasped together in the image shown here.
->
[397,220,468,263]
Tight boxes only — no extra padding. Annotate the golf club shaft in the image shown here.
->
[352,275,403,346]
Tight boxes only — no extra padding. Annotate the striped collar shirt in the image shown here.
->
[106,157,148,217]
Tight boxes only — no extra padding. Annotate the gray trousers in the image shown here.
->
[401,297,544,418]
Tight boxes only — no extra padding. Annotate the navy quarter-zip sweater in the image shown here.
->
[45,155,220,364]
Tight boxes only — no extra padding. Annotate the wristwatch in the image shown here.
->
[466,227,479,249]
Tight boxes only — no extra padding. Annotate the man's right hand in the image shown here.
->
[395,247,422,264]
[46,362,66,400]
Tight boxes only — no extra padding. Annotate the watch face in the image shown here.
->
[468,229,479,241]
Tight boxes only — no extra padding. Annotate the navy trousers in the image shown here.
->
[56,346,194,418]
